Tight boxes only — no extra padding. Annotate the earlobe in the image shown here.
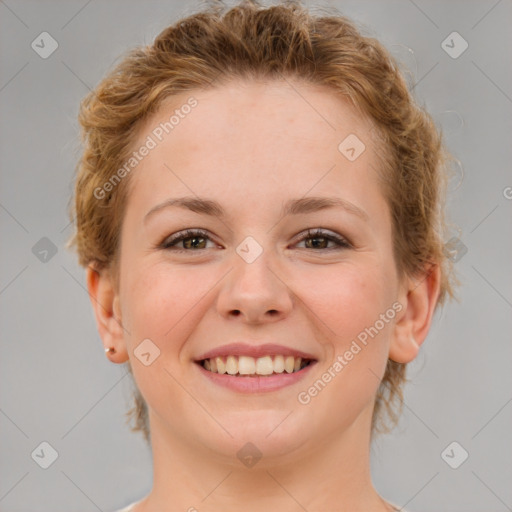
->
[388,334,420,364]
[86,264,129,363]
[389,264,441,364]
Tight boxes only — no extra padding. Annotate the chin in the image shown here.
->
[187,408,316,465]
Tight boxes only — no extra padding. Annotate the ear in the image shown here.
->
[86,264,129,363]
[389,264,441,363]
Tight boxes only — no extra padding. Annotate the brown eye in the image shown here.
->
[181,235,207,249]
[296,229,351,251]
[160,229,214,251]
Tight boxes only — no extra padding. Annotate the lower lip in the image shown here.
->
[195,361,317,393]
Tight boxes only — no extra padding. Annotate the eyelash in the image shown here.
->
[158,228,352,253]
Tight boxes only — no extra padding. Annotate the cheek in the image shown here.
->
[120,264,209,407]
[294,265,395,423]
[300,261,395,387]
[123,262,195,335]
[297,258,396,345]
[121,261,220,366]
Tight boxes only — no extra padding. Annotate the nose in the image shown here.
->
[216,247,293,325]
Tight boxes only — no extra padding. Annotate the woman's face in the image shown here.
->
[108,79,411,461]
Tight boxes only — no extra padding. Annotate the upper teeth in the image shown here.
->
[202,355,308,375]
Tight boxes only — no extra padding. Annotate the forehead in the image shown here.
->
[145,79,374,151]
[126,79,384,217]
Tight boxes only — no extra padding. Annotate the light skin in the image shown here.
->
[86,79,440,512]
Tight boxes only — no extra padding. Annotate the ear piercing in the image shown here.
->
[105,347,116,354]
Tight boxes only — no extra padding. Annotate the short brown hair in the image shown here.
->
[68,0,456,443]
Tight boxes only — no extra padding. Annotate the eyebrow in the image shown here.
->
[144,195,369,223]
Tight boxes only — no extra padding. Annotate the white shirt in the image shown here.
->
[114,500,407,511]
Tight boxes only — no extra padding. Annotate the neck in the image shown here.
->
[138,403,391,512]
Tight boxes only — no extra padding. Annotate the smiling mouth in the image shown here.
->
[197,355,314,376]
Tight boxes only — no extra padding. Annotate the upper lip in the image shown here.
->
[195,343,317,361]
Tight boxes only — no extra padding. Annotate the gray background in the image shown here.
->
[1,0,511,511]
